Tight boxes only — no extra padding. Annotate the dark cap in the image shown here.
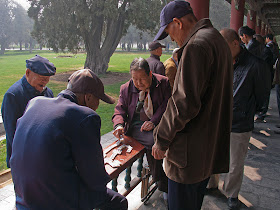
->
[67,69,115,104]
[26,55,56,76]
[154,0,193,41]
[148,41,166,51]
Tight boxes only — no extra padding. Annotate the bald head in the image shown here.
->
[220,28,241,62]
[220,28,240,43]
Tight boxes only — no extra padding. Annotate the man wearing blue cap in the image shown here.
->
[151,1,233,209]
[1,55,56,168]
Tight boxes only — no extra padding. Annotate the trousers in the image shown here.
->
[168,177,209,210]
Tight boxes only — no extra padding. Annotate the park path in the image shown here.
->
[0,89,280,209]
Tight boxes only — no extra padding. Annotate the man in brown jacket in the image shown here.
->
[152,1,233,209]
[164,48,179,90]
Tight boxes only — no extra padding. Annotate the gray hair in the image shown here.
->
[130,57,150,75]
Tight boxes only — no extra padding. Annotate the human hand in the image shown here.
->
[152,144,166,160]
[140,121,155,132]
[113,126,124,139]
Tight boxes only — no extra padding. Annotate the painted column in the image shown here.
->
[247,10,256,30]
[230,0,245,32]
[261,22,266,36]
[255,18,261,34]
[188,0,210,20]
[265,25,268,35]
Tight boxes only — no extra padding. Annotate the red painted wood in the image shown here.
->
[230,0,245,32]
[188,0,210,20]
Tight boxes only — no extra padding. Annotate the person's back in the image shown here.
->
[232,47,266,132]
[10,91,109,209]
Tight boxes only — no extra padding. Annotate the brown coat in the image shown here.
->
[164,57,177,90]
[153,19,233,184]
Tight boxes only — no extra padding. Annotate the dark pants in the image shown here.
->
[96,188,128,210]
[276,84,280,118]
[168,177,210,210]
[131,124,168,192]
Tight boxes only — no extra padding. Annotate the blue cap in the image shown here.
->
[26,55,56,76]
[154,0,193,41]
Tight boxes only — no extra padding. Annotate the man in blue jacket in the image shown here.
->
[1,55,56,168]
[10,69,128,210]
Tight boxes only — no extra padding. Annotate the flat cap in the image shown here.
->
[154,0,193,41]
[26,55,56,76]
[149,41,166,51]
[67,69,115,104]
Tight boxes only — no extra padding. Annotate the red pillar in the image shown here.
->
[230,0,245,32]
[255,18,261,34]
[261,22,266,36]
[265,25,268,35]
[247,10,256,30]
[188,0,209,20]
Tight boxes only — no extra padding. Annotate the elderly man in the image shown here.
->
[1,55,56,168]
[151,1,233,209]
[112,58,171,196]
[164,48,179,90]
[208,28,266,209]
[146,41,166,75]
[10,69,128,210]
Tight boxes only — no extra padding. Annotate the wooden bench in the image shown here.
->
[104,135,152,197]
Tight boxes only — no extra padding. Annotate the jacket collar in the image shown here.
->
[130,74,162,93]
[57,89,79,104]
[22,75,47,96]
[177,18,213,59]
[150,54,161,61]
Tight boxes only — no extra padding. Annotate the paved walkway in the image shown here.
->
[0,89,280,209]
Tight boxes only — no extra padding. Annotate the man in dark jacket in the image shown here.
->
[146,41,166,75]
[1,55,56,168]
[112,58,171,196]
[151,1,233,209]
[10,69,128,210]
[219,28,266,209]
[238,26,262,57]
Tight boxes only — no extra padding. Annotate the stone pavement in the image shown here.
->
[0,89,280,209]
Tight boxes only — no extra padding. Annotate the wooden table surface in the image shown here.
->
[104,135,145,179]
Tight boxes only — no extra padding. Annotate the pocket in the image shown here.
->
[166,133,188,168]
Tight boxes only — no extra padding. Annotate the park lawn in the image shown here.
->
[0,50,172,171]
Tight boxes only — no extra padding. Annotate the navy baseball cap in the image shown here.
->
[154,0,193,41]
[26,55,56,76]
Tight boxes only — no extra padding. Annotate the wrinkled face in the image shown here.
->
[131,69,152,91]
[165,21,181,46]
[25,69,50,93]
[86,94,100,111]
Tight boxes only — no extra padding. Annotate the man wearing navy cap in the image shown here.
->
[146,41,166,75]
[151,1,233,209]
[10,69,127,209]
[1,55,56,168]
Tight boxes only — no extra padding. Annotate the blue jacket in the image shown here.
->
[10,90,110,209]
[1,75,53,168]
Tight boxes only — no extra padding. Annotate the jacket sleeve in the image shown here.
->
[150,80,171,126]
[1,92,21,167]
[112,85,128,128]
[154,44,211,151]
[71,114,110,192]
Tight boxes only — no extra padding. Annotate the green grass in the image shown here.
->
[0,50,172,172]
[0,140,7,171]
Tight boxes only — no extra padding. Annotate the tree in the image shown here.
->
[28,0,172,74]
[13,4,34,51]
[0,0,13,54]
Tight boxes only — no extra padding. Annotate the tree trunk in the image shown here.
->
[0,43,5,55]
[19,41,22,51]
